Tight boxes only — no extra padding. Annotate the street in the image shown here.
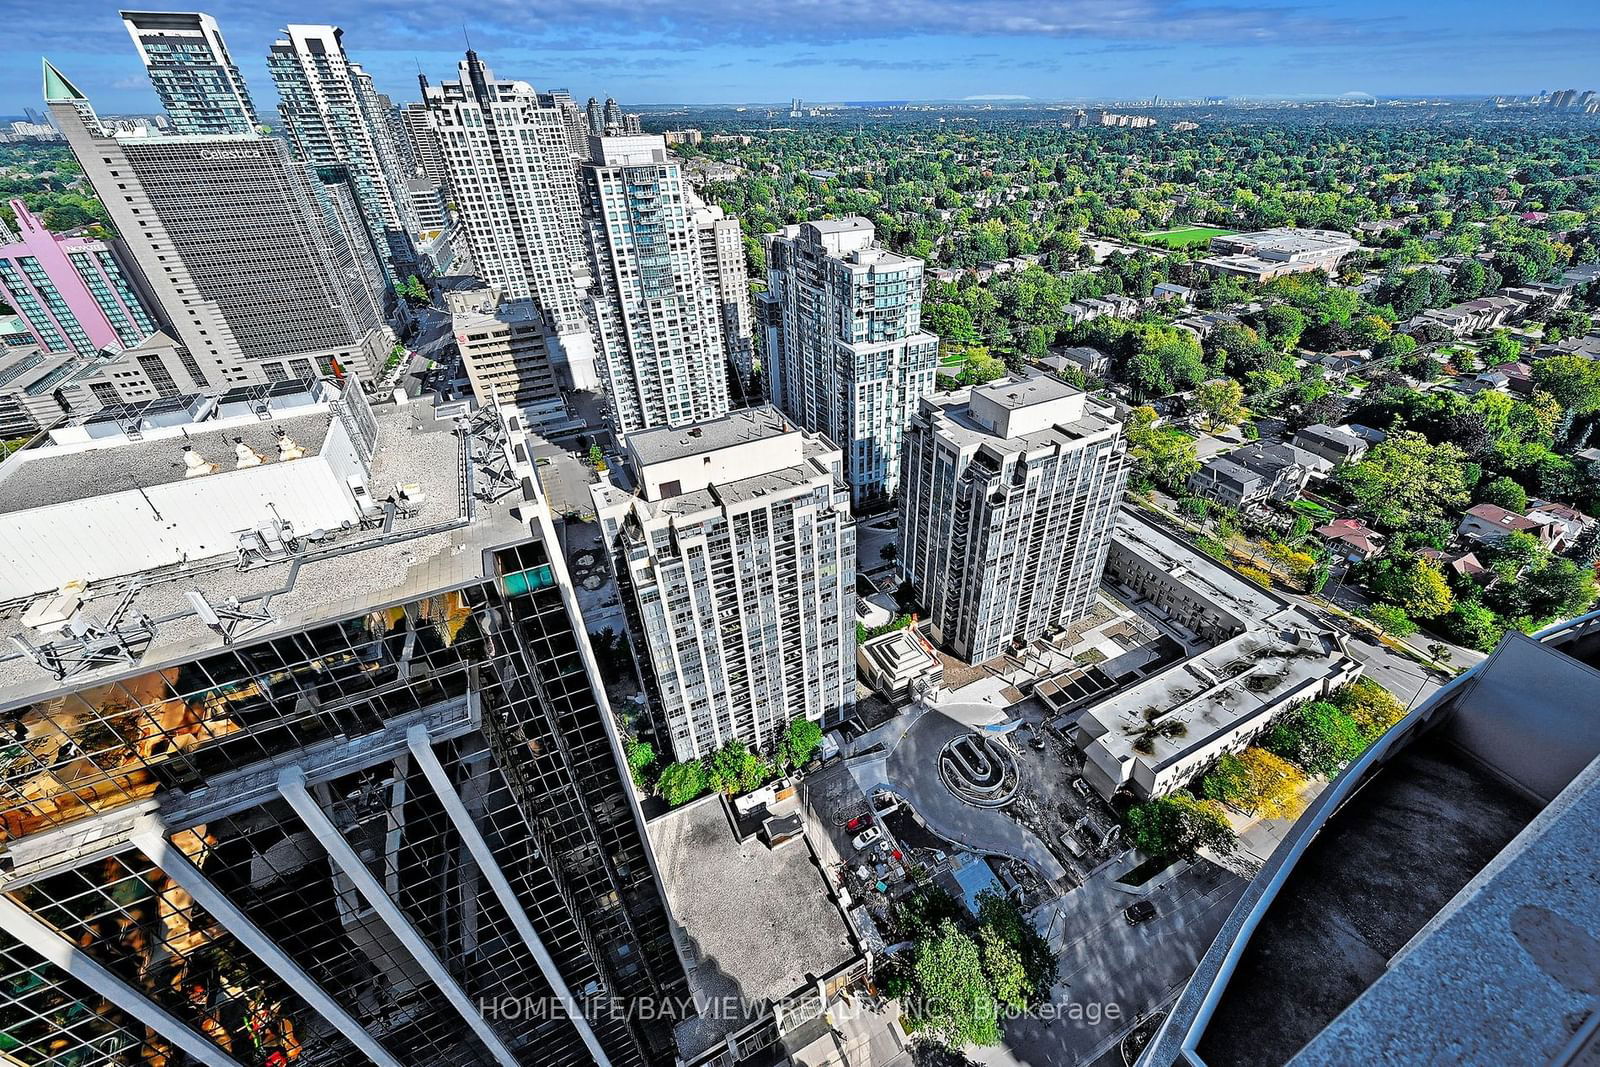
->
[972,859,1245,1067]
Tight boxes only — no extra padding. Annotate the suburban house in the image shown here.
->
[1153,282,1195,304]
[1042,345,1110,377]
[1316,518,1385,561]
[1293,423,1370,467]
[1456,502,1565,550]
[1475,361,1536,395]
[1188,442,1321,508]
[1421,547,1493,583]
[1525,499,1596,546]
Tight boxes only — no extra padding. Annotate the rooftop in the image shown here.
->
[923,374,1120,455]
[1076,620,1350,775]
[0,396,537,708]
[0,407,335,514]
[626,405,795,468]
[1157,619,1600,1067]
[1111,511,1285,625]
[649,794,857,1059]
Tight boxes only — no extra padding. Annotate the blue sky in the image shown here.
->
[8,1,1600,115]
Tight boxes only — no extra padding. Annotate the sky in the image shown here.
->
[7,1,1600,116]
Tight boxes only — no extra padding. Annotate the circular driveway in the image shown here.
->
[882,706,1066,882]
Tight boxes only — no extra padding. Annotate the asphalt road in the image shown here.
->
[972,859,1245,1067]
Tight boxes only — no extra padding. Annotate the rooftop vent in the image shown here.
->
[233,437,264,469]
[182,445,218,478]
[275,429,305,461]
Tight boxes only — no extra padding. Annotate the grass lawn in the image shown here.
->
[1140,226,1236,248]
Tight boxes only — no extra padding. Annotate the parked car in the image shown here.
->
[1124,900,1158,926]
[851,827,883,850]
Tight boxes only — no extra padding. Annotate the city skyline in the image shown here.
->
[7,1,1600,117]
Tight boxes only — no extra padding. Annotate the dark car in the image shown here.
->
[1124,900,1158,926]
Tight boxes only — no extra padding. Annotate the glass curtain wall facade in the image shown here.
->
[0,540,686,1065]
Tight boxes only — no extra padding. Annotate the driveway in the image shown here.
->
[856,517,899,573]
[875,707,1066,882]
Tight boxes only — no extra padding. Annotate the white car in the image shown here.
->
[851,827,883,850]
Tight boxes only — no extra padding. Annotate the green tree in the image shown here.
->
[781,717,824,769]
[1369,557,1454,619]
[1363,602,1418,637]
[1442,598,1505,652]
[911,921,1001,1049]
[1232,748,1307,818]
[1126,406,1199,490]
[925,302,980,344]
[1478,475,1529,512]
[624,739,657,786]
[1260,304,1306,350]
[1261,701,1367,776]
[587,444,606,469]
[1333,431,1470,531]
[1201,753,1253,808]
[1331,678,1408,741]
[704,741,770,795]
[956,348,1008,387]
[1125,792,1236,861]
[978,928,1030,1013]
[1373,332,1418,362]
[1482,330,1523,365]
[657,761,707,806]
[1532,354,1600,416]
[1194,379,1248,432]
[1125,351,1171,400]
[975,891,1057,1002]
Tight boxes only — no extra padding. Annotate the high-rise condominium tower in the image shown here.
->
[120,10,258,135]
[0,390,689,1067]
[691,198,756,395]
[900,373,1127,663]
[541,87,591,161]
[425,51,597,390]
[0,198,159,357]
[268,25,413,276]
[400,98,447,187]
[583,135,732,434]
[764,217,939,507]
[594,406,856,761]
[48,61,392,387]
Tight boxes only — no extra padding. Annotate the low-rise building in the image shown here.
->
[857,626,943,701]
[1293,422,1370,467]
[1200,228,1360,282]
[0,330,214,437]
[1041,345,1110,377]
[648,792,868,1066]
[1188,441,1321,508]
[1525,498,1596,546]
[1078,511,1360,799]
[1317,517,1385,561]
[1457,502,1565,549]
[1153,282,1195,304]
[447,288,572,433]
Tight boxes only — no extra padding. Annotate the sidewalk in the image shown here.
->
[1217,776,1329,867]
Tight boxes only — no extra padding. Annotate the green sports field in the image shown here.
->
[1140,226,1236,248]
